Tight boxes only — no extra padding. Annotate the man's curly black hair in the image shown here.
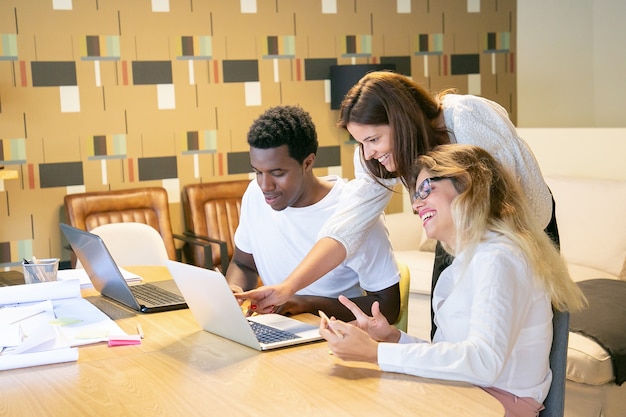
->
[247,105,318,164]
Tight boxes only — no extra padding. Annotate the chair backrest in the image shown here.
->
[539,309,570,417]
[182,180,250,269]
[393,261,411,332]
[75,222,170,268]
[64,187,177,260]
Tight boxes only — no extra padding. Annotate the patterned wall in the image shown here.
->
[0,0,516,269]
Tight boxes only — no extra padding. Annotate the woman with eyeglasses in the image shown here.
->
[318,145,586,417]
[236,71,558,331]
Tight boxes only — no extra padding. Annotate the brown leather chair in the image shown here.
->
[182,179,251,272]
[64,187,215,268]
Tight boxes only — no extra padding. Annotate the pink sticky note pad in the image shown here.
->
[108,335,142,347]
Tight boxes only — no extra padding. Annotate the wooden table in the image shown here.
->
[0,266,504,416]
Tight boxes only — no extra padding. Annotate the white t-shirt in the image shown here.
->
[234,176,399,297]
[378,232,553,402]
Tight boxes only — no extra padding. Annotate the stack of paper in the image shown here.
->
[57,267,142,289]
[0,279,128,371]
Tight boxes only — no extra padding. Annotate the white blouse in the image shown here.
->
[377,233,553,402]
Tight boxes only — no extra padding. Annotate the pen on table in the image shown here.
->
[9,309,46,325]
[137,323,144,339]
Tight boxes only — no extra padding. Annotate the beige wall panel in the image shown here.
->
[140,133,178,158]
[169,82,201,113]
[80,159,112,189]
[76,61,125,93]
[75,61,98,91]
[340,141,358,180]
[77,109,127,137]
[41,135,83,163]
[134,33,172,60]
[444,9,487,36]
[0,79,25,113]
[301,34,338,57]
[23,189,66,256]
[30,34,73,61]
[14,32,36,61]
[41,112,106,142]
[195,86,218,123]
[14,6,81,37]
[93,61,122,88]
[121,133,145,159]
[278,58,297,83]
[334,56,374,66]
[445,31,481,54]
[0,108,26,139]
[477,1,515,32]
[0,189,39,240]
[171,61,198,87]
[120,7,199,36]
[76,85,106,115]
[22,92,80,138]
[326,15,373,37]
[222,35,257,59]
[257,57,294,82]
[259,82,282,107]
[178,154,213,183]
[169,202,184,234]
[99,159,127,186]
[411,55,429,80]
[373,17,428,39]
[190,61,214,87]
[0,62,16,87]
[120,87,171,122]
[25,5,119,36]
[100,83,144,113]
[445,75,470,94]
[214,15,270,38]
[381,34,412,56]
[0,4,16,32]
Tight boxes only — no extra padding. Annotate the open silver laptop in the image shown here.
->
[60,223,187,313]
[166,260,322,351]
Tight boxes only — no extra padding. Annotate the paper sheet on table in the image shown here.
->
[0,348,78,371]
[57,267,142,288]
[0,279,81,305]
[0,301,78,371]
[0,280,128,371]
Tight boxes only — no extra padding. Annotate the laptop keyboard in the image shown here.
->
[130,283,185,306]
[249,320,301,344]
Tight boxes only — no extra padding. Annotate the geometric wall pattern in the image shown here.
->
[0,0,516,268]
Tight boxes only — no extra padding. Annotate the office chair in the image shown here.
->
[182,179,251,272]
[393,261,411,332]
[77,222,170,268]
[64,187,216,269]
[539,309,570,417]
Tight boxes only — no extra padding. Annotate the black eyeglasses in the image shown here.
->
[412,177,447,202]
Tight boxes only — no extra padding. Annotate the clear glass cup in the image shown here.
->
[22,258,59,284]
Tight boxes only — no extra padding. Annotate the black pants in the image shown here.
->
[429,194,560,340]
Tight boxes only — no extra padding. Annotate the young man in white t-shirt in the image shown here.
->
[226,105,400,322]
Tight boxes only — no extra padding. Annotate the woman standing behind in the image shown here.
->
[238,72,558,330]
[319,145,585,417]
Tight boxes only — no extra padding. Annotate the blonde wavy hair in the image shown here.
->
[414,144,586,312]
